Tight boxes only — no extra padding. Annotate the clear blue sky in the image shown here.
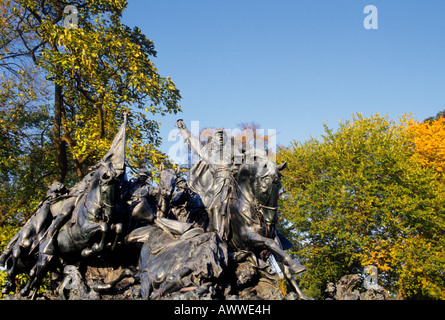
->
[122,0,445,155]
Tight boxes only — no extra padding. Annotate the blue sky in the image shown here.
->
[122,0,445,155]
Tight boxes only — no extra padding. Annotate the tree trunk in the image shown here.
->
[53,83,67,183]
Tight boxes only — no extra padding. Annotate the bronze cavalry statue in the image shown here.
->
[0,116,310,300]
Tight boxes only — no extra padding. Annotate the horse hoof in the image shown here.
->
[298,293,315,300]
[19,287,29,297]
[81,248,93,257]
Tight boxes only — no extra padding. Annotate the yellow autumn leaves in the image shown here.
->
[277,113,445,299]
[403,116,445,176]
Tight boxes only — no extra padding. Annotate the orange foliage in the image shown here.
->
[404,117,445,176]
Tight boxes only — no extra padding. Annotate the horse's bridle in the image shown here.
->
[88,166,116,221]
[232,177,278,225]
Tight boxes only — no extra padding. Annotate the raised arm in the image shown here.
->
[175,119,214,167]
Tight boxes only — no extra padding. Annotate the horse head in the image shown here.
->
[155,164,180,217]
[158,164,180,198]
[97,160,118,184]
[87,161,119,222]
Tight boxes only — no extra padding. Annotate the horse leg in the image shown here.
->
[20,271,38,300]
[241,230,311,299]
[109,223,122,251]
[241,228,306,275]
[92,222,108,252]
[20,249,53,297]
[140,273,153,300]
[81,222,108,258]
[0,232,19,266]
[138,241,153,299]
[42,208,73,255]
[19,263,37,297]
[1,245,21,294]
[278,262,313,300]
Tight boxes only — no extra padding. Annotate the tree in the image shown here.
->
[277,113,445,299]
[0,68,52,228]
[1,0,181,181]
[0,0,181,228]
[233,122,272,153]
[424,109,445,122]
[1,0,54,246]
[403,113,445,177]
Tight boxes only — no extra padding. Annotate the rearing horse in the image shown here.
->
[57,161,120,257]
[229,154,311,300]
[20,161,122,297]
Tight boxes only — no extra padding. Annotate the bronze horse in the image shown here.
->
[0,183,66,295]
[92,166,202,298]
[1,114,128,298]
[228,152,311,300]
[128,165,180,228]
[57,161,121,257]
[18,161,122,297]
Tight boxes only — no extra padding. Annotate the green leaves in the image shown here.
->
[0,63,52,225]
[9,0,182,178]
[278,113,445,299]
[1,1,182,222]
[46,9,181,173]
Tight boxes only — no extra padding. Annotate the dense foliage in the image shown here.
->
[0,0,181,233]
[278,113,445,300]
